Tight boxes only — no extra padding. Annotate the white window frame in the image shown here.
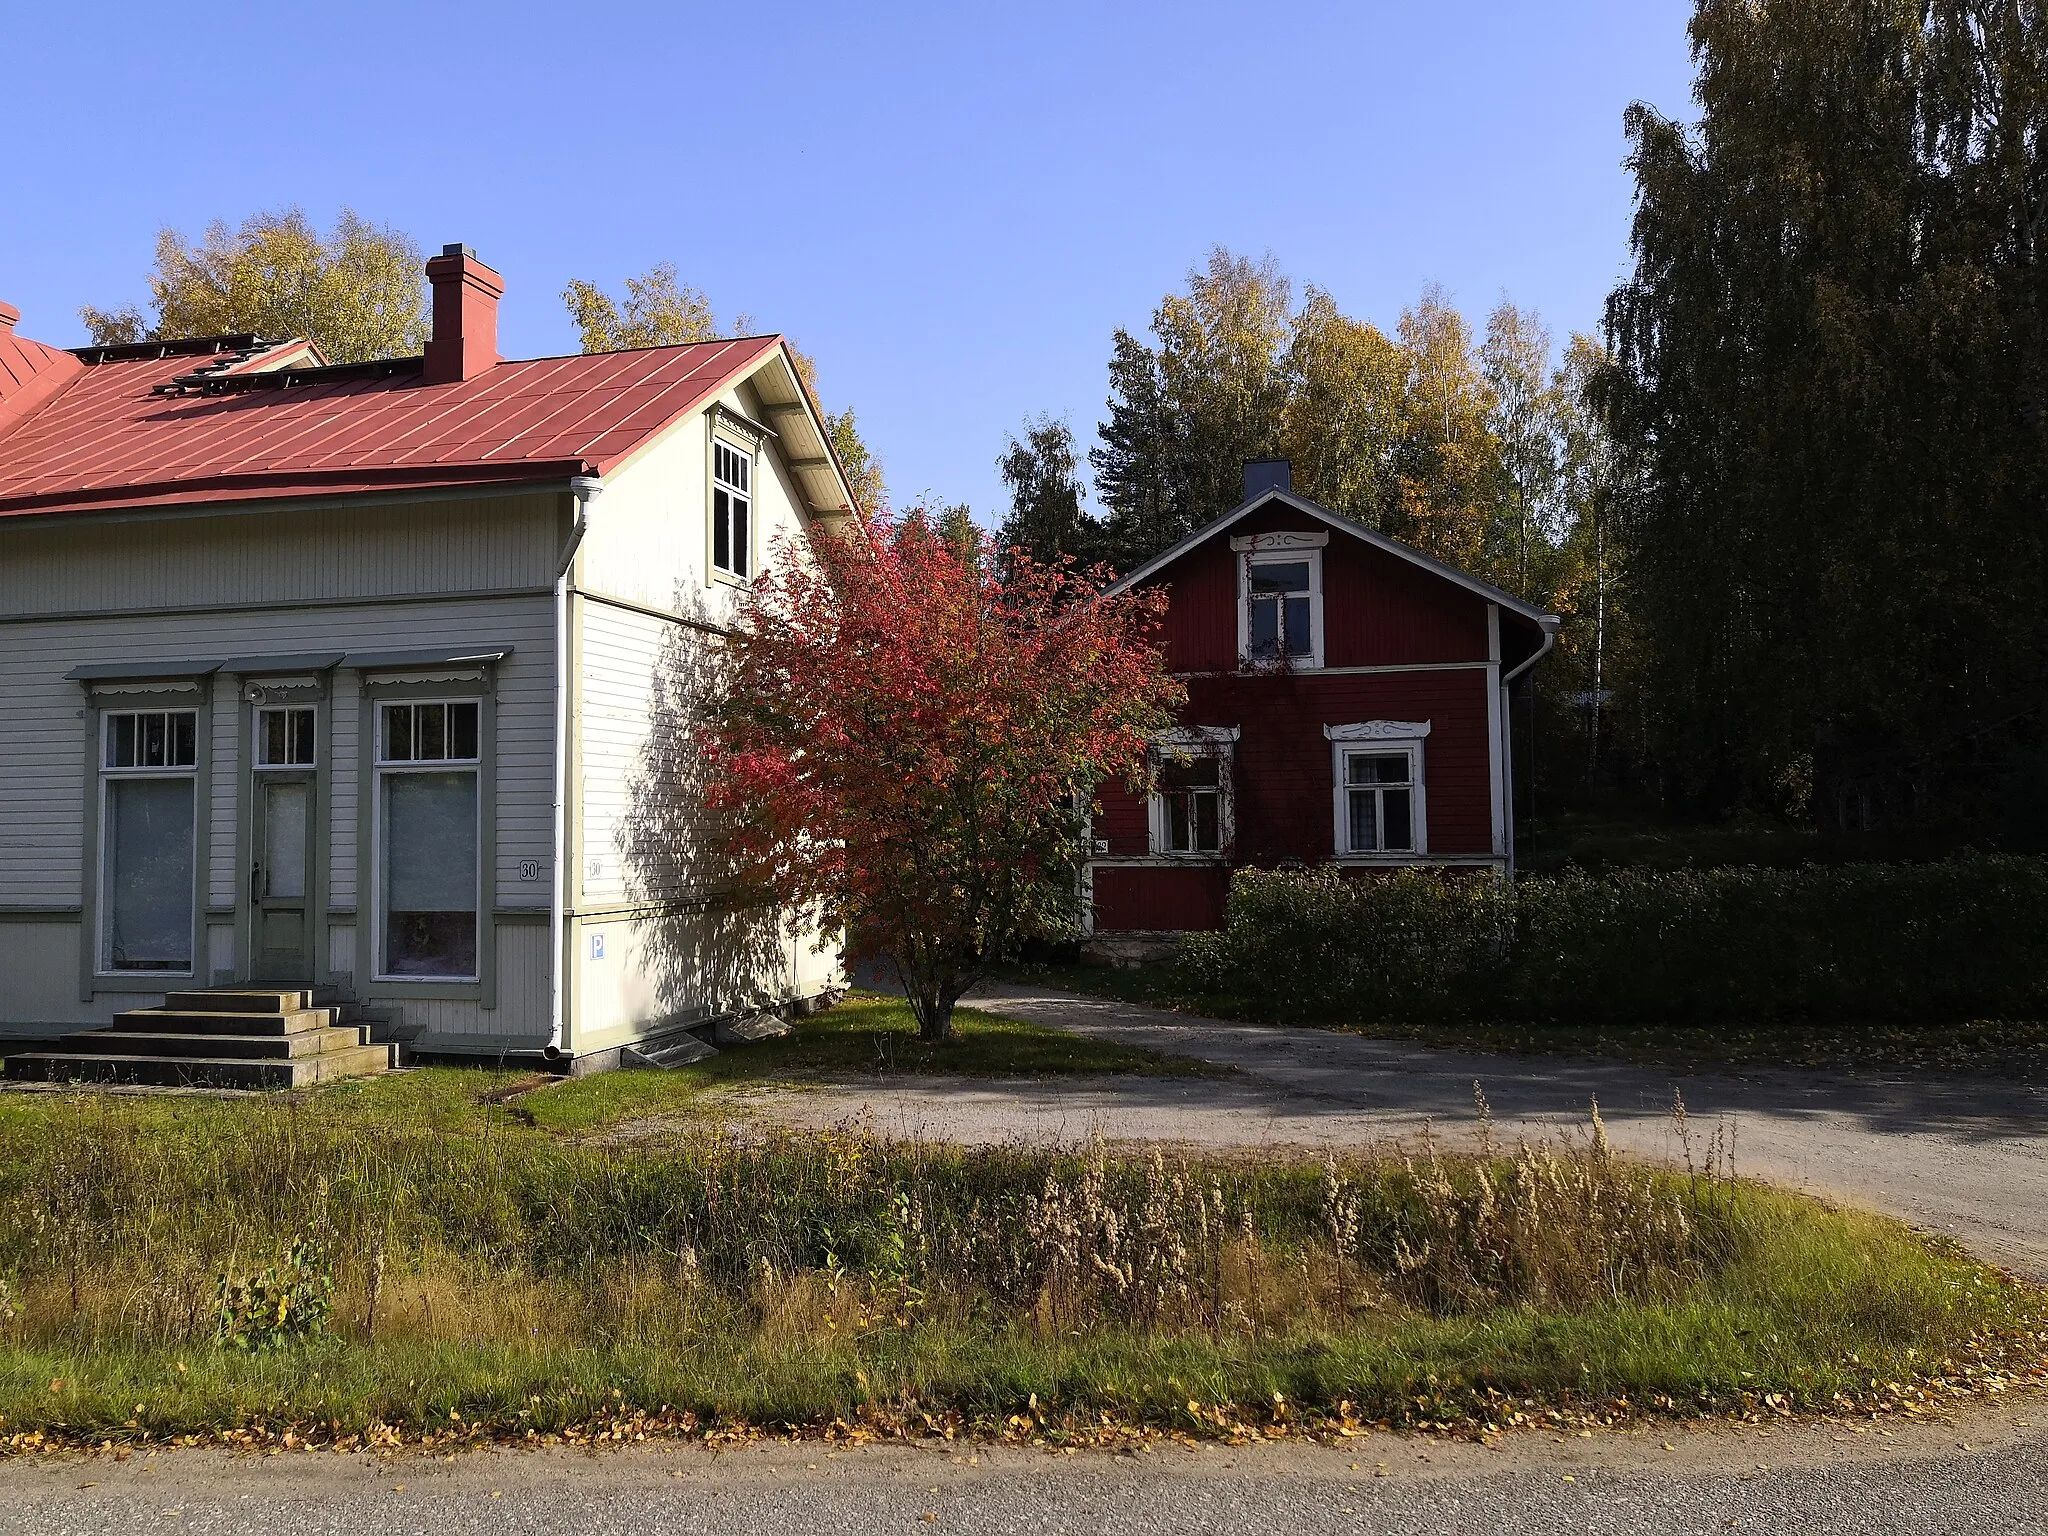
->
[372,697,483,983]
[1232,530,1326,670]
[1325,720,1430,858]
[96,707,200,977]
[1147,725,1239,860]
[253,705,317,770]
[710,434,756,582]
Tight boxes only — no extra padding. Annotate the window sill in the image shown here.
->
[90,971,197,994]
[366,977,483,1001]
[709,569,752,590]
[1329,852,1502,867]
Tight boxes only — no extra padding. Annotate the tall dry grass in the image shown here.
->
[0,1089,1744,1353]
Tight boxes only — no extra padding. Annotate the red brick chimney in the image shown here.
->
[0,302,20,333]
[422,244,503,385]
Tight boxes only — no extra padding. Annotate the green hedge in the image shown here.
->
[1179,856,2048,1022]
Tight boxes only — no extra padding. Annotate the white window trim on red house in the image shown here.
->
[1324,720,1430,859]
[1146,725,1239,861]
[1231,530,1327,670]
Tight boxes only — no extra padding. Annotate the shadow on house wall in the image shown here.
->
[617,586,801,1025]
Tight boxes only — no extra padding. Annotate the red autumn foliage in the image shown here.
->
[702,509,1180,1040]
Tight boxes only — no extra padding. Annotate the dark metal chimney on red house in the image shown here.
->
[1243,457,1292,500]
[422,244,503,385]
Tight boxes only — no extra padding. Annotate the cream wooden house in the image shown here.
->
[0,246,849,1078]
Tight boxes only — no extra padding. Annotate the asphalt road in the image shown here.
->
[3,1403,2044,1535]
[747,978,2048,1279]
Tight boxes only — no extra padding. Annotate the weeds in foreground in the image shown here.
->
[0,1087,2032,1444]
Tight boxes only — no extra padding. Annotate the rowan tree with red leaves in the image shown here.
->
[703,509,1180,1041]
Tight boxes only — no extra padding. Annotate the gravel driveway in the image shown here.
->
[741,980,2048,1280]
[4,1401,2045,1535]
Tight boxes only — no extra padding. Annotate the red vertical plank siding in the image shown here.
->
[1091,777,1152,855]
[1090,500,1525,933]
[1147,535,1237,673]
[1181,670,1495,861]
[1322,536,1491,666]
[1093,867,1228,931]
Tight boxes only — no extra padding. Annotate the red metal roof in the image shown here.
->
[0,332,785,518]
[0,304,85,442]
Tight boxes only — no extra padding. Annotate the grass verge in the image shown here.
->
[0,1084,2037,1449]
[995,961,2048,1077]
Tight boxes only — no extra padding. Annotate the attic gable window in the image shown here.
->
[711,438,753,580]
[1232,531,1326,669]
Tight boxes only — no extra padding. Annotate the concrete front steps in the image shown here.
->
[5,987,395,1090]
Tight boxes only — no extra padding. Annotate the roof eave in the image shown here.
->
[0,461,596,522]
[1102,487,1559,630]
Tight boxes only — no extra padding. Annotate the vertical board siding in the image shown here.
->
[1141,504,1494,673]
[401,919,552,1049]
[1153,537,1238,673]
[1092,867,1227,932]
[1321,537,1491,666]
[1092,779,1153,856]
[577,600,683,906]
[0,495,560,618]
[1184,670,1496,861]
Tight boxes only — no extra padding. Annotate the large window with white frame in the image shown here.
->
[1327,722,1429,857]
[375,699,481,979]
[98,708,199,973]
[1236,539,1325,668]
[711,437,754,580]
[1148,728,1238,857]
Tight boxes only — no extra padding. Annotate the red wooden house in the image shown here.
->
[1084,460,1557,949]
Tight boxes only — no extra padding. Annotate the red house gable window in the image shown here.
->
[1232,530,1326,669]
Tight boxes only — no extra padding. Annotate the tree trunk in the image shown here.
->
[917,992,955,1043]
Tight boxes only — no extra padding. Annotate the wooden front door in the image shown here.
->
[250,707,317,983]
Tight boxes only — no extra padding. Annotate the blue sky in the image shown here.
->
[9,2,1695,521]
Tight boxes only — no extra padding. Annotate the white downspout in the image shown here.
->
[1498,616,1560,880]
[548,475,602,1059]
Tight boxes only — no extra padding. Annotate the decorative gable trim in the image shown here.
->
[1228,530,1327,553]
[1324,720,1432,741]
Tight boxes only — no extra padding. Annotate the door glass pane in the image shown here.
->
[263,781,309,899]
[103,778,194,970]
[383,770,478,977]
[1383,788,1414,850]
